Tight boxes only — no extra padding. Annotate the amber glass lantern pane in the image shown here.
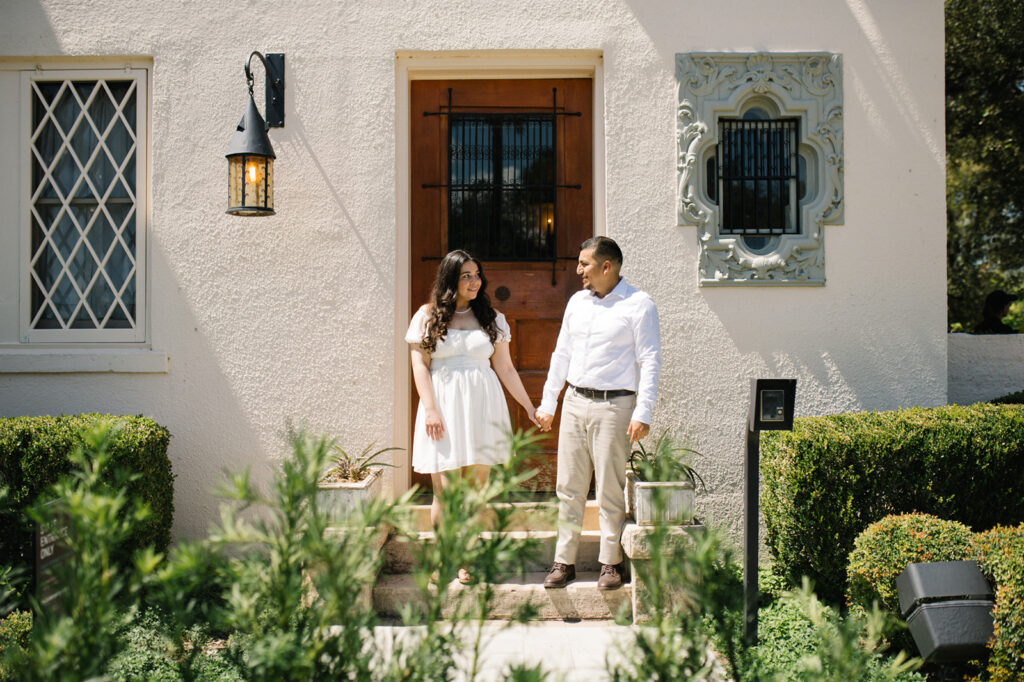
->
[227,155,274,216]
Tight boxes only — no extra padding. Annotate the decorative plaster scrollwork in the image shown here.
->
[676,100,708,226]
[676,52,844,286]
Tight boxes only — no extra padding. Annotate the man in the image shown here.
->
[535,236,661,591]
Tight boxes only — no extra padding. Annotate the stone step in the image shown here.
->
[373,571,632,621]
[405,499,601,532]
[382,529,606,574]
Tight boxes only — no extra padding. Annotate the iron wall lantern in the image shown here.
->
[226,51,284,216]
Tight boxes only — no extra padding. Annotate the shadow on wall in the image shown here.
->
[948,333,1024,404]
[621,0,943,171]
[2,1,60,52]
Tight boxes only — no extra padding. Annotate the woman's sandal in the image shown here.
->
[457,567,473,585]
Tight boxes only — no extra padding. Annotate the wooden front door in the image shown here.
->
[410,78,593,491]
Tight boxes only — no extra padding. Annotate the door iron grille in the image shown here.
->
[422,88,580,270]
[717,118,799,236]
[448,114,554,261]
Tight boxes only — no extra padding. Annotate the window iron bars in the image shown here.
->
[717,118,799,236]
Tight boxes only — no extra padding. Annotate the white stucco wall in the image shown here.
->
[0,0,946,545]
[948,334,1024,405]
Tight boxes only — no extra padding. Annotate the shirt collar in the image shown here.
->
[591,277,631,300]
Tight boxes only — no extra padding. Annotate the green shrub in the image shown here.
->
[7,422,162,682]
[847,514,974,614]
[746,581,925,682]
[0,414,173,601]
[761,404,1024,602]
[972,524,1024,680]
[0,610,32,681]
[991,390,1024,405]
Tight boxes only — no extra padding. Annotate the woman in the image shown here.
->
[406,250,540,581]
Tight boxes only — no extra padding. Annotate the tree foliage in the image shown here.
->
[946,0,1024,330]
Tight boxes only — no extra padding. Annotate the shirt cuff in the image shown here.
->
[630,406,652,425]
[538,399,559,416]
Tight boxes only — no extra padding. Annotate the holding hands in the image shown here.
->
[535,410,554,432]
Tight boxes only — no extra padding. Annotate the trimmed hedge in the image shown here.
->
[0,610,32,681]
[846,513,974,614]
[761,403,1024,603]
[0,415,173,599]
[991,390,1024,405]
[972,524,1024,680]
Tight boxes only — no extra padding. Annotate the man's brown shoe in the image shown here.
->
[597,563,623,591]
[543,562,576,588]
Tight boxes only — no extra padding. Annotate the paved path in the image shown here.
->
[374,620,633,681]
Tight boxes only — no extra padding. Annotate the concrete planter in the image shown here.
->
[316,467,383,521]
[625,470,695,526]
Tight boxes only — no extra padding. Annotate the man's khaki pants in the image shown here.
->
[553,388,634,566]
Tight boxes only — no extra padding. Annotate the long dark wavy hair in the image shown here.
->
[421,250,499,353]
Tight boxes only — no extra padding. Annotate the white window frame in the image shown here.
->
[676,52,844,286]
[19,67,148,343]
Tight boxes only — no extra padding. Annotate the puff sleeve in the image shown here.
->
[494,311,511,343]
[405,308,429,345]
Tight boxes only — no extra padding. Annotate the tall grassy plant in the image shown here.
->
[381,429,551,682]
[209,429,408,681]
[4,420,161,681]
[0,414,173,604]
[608,487,743,681]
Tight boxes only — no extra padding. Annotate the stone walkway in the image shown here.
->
[374,620,633,681]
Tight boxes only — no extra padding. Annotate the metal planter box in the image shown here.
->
[896,560,994,663]
[625,470,695,526]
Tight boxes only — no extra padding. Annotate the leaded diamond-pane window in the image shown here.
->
[25,71,146,341]
[448,115,554,261]
[716,118,799,236]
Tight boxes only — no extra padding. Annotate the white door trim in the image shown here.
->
[392,50,605,497]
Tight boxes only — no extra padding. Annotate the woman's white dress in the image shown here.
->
[406,308,513,474]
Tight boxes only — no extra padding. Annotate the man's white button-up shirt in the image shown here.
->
[539,277,661,425]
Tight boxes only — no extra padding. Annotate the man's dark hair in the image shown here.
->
[580,236,623,267]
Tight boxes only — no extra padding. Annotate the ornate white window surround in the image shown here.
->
[676,52,844,286]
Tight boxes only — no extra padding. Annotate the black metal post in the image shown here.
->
[744,423,760,646]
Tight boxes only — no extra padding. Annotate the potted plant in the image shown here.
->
[317,442,399,520]
[626,432,706,526]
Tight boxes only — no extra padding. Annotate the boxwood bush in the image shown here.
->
[761,404,1024,603]
[846,513,974,614]
[991,390,1024,405]
[972,524,1024,680]
[0,414,173,600]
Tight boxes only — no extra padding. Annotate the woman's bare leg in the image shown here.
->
[469,464,490,487]
[430,472,447,527]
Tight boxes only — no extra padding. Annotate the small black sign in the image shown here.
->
[35,500,72,612]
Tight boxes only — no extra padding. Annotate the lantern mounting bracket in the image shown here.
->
[245,51,285,128]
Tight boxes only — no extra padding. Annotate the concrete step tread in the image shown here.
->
[373,572,632,621]
[407,499,601,532]
[382,530,606,574]
[388,528,602,542]
[375,571,629,590]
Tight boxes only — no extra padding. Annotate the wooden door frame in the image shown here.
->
[392,50,606,498]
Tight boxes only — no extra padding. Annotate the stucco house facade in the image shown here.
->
[0,0,946,544]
